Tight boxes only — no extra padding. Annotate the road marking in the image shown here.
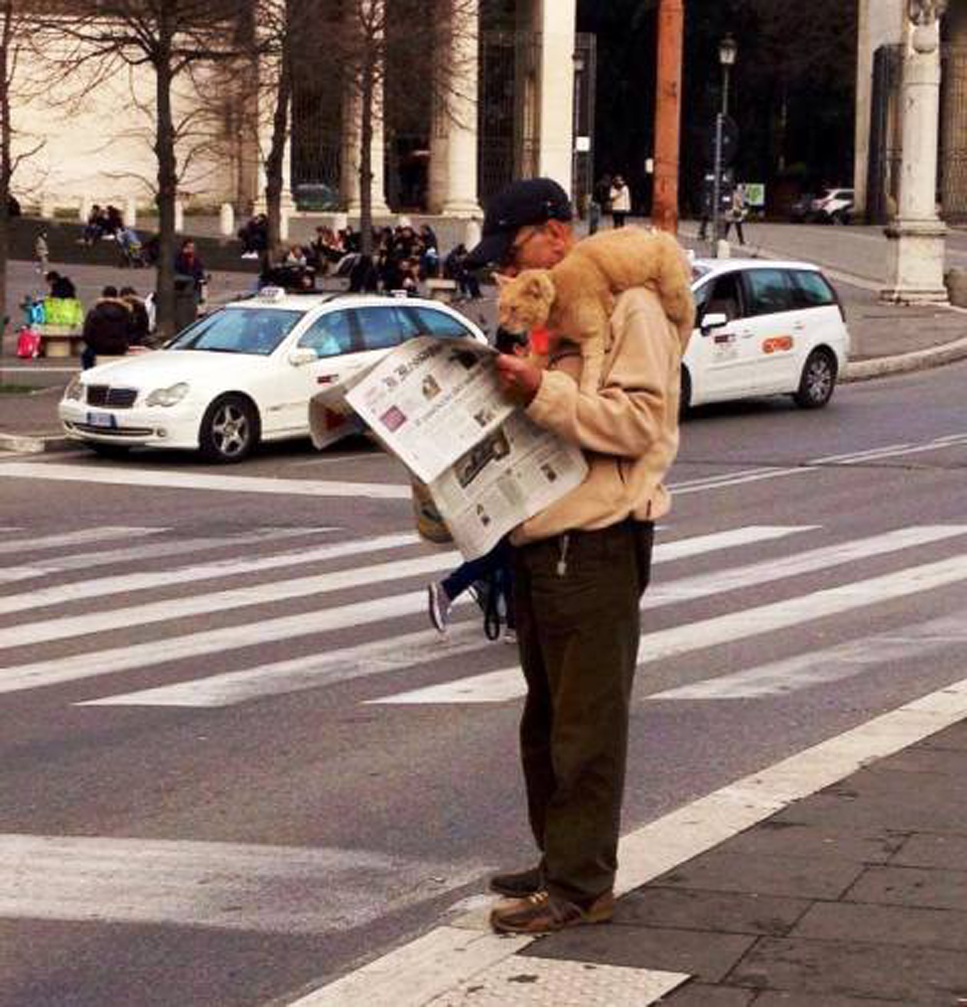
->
[0,834,485,936]
[0,462,411,499]
[671,432,967,497]
[284,673,967,1004]
[370,551,967,704]
[92,525,953,710]
[0,527,334,585]
[651,613,967,700]
[0,532,421,617]
[69,527,814,707]
[0,526,162,557]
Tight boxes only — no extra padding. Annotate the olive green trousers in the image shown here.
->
[513,519,654,905]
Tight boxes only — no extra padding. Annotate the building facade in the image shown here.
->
[11,0,586,223]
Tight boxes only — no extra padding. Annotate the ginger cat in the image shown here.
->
[496,227,695,394]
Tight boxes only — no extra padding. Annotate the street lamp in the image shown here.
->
[710,33,738,255]
[572,51,585,215]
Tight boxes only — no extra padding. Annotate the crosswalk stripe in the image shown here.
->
[368,552,967,704]
[0,526,162,557]
[0,553,463,649]
[0,527,333,585]
[0,462,411,499]
[0,525,812,697]
[649,613,967,700]
[0,834,485,935]
[647,525,967,605]
[77,525,954,710]
[0,532,421,617]
[79,622,484,708]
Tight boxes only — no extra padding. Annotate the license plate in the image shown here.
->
[87,411,117,429]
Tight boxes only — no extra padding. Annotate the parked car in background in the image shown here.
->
[788,192,815,223]
[684,258,850,413]
[59,289,487,463]
[810,188,854,225]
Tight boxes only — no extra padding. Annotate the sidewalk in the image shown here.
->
[525,718,967,1005]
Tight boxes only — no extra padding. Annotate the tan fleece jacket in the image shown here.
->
[512,284,691,544]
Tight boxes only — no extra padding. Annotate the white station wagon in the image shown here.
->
[59,290,487,462]
[684,259,851,412]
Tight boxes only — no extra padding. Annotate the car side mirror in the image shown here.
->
[700,312,728,334]
[288,347,317,366]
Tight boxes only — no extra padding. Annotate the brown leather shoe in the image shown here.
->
[490,889,614,934]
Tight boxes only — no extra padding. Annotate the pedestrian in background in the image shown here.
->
[35,232,49,275]
[609,175,631,228]
[724,185,748,245]
[464,177,693,934]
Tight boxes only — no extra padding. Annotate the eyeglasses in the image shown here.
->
[499,226,543,270]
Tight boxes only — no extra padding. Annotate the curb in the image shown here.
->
[844,332,967,382]
[0,431,74,454]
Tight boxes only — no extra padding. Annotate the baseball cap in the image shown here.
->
[465,177,572,270]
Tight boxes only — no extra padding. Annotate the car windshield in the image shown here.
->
[166,307,303,356]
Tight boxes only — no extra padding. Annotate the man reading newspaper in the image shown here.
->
[463,177,694,934]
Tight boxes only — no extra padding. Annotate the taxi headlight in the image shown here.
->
[64,376,84,402]
[145,382,189,407]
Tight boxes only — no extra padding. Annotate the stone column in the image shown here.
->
[940,3,967,219]
[440,0,481,217]
[534,0,577,192]
[881,2,948,304]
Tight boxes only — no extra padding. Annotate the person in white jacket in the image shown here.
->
[608,175,631,228]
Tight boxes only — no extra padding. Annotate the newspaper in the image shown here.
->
[345,336,515,484]
[308,335,587,560]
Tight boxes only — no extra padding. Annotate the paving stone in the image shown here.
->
[915,722,967,752]
[751,993,909,1007]
[891,832,967,870]
[615,887,808,937]
[769,792,967,836]
[865,747,967,777]
[654,850,862,901]
[522,924,755,983]
[658,981,755,1005]
[722,820,902,865]
[729,936,967,1003]
[793,900,967,950]
[847,864,967,911]
[830,768,967,803]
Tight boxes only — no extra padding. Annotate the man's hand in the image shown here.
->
[495,353,542,405]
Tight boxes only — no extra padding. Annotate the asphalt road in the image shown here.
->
[1,362,966,1006]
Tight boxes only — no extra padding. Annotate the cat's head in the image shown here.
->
[495,270,555,334]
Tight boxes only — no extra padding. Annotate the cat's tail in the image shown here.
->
[648,230,696,349]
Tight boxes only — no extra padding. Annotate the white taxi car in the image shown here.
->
[59,289,487,462]
[684,259,850,412]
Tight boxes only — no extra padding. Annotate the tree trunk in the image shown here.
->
[154,34,178,341]
[0,0,12,353]
[264,24,292,254]
[359,56,375,257]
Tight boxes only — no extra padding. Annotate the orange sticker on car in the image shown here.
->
[762,336,794,354]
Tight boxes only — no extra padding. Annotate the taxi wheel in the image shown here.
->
[199,394,260,463]
[793,349,837,409]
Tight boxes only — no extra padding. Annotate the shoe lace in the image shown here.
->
[526,890,549,906]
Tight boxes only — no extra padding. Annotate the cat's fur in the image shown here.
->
[496,227,695,393]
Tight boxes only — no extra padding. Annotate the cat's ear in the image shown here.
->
[493,272,512,288]
[525,272,555,301]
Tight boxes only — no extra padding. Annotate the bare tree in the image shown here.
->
[0,0,44,344]
[31,0,251,338]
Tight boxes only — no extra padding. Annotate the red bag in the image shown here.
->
[16,327,41,359]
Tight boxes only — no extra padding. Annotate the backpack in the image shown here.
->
[16,328,41,359]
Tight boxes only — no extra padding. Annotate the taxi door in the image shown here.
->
[734,268,802,392]
[687,270,754,401]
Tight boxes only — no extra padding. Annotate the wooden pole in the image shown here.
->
[653,0,684,233]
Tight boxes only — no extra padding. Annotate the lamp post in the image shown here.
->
[572,50,585,215]
[710,33,738,256]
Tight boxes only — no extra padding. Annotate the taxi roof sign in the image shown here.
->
[257,286,286,301]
